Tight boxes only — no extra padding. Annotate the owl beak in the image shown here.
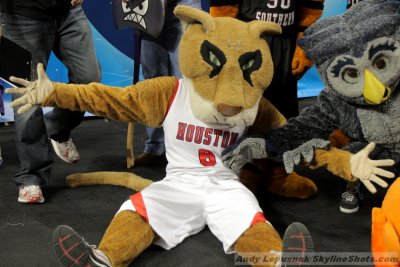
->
[363,69,391,105]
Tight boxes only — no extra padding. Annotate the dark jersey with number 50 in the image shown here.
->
[238,0,297,35]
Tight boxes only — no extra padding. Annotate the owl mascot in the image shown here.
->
[222,0,400,265]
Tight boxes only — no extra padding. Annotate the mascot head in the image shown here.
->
[174,6,281,127]
[299,0,400,106]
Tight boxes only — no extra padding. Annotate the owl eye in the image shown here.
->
[372,55,389,71]
[241,59,255,70]
[210,51,221,67]
[342,68,360,84]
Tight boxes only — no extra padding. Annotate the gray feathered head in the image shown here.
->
[299,0,400,105]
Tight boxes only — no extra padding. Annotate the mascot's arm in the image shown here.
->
[209,0,239,18]
[309,148,355,181]
[264,92,359,181]
[292,0,325,78]
[265,93,338,159]
[43,77,178,126]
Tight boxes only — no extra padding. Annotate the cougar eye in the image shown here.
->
[241,59,254,70]
[210,51,221,67]
[200,40,226,78]
[238,50,262,86]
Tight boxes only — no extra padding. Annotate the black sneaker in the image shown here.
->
[339,185,360,213]
[53,225,111,267]
[281,222,314,267]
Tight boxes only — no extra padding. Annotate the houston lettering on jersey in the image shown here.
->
[176,122,239,148]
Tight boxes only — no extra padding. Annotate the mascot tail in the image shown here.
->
[66,172,153,191]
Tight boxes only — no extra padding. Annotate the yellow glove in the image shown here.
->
[291,33,313,79]
[350,142,395,193]
[6,63,54,114]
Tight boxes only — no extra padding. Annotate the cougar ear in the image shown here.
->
[248,21,282,40]
[174,5,216,33]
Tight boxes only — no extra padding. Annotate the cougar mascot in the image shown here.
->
[7,6,314,267]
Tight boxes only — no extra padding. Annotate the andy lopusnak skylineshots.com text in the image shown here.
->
[234,252,399,266]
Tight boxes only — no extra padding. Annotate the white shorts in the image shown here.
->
[117,175,266,253]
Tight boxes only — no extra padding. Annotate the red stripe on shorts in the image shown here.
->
[250,211,267,226]
[130,192,149,222]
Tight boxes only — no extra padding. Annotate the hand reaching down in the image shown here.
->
[350,142,395,193]
[5,63,54,114]
[282,139,330,174]
[222,136,268,174]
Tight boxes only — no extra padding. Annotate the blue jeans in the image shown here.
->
[0,6,101,186]
[140,0,201,155]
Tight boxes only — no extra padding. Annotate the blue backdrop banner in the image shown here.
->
[1,0,347,122]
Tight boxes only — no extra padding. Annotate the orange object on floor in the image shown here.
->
[371,178,400,267]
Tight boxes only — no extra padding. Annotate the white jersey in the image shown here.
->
[118,78,265,252]
[163,78,247,179]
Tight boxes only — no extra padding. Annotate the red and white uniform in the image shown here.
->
[118,79,266,253]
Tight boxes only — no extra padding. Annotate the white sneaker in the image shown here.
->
[18,185,45,204]
[50,138,80,163]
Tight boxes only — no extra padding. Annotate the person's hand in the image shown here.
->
[291,45,313,79]
[350,142,395,193]
[5,63,54,114]
[222,136,268,174]
[71,0,84,7]
[291,33,313,79]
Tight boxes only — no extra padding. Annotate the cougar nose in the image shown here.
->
[217,103,242,116]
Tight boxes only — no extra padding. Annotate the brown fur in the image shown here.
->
[178,17,280,110]
[249,97,287,134]
[240,159,318,199]
[234,222,282,267]
[45,77,177,127]
[66,172,153,191]
[98,211,155,267]
[310,147,355,182]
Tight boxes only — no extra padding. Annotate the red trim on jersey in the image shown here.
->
[250,212,267,226]
[130,193,149,223]
[166,79,180,115]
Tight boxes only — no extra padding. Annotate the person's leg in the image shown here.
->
[263,35,298,119]
[340,181,361,213]
[164,3,183,78]
[45,6,101,163]
[1,13,54,202]
[134,36,170,165]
